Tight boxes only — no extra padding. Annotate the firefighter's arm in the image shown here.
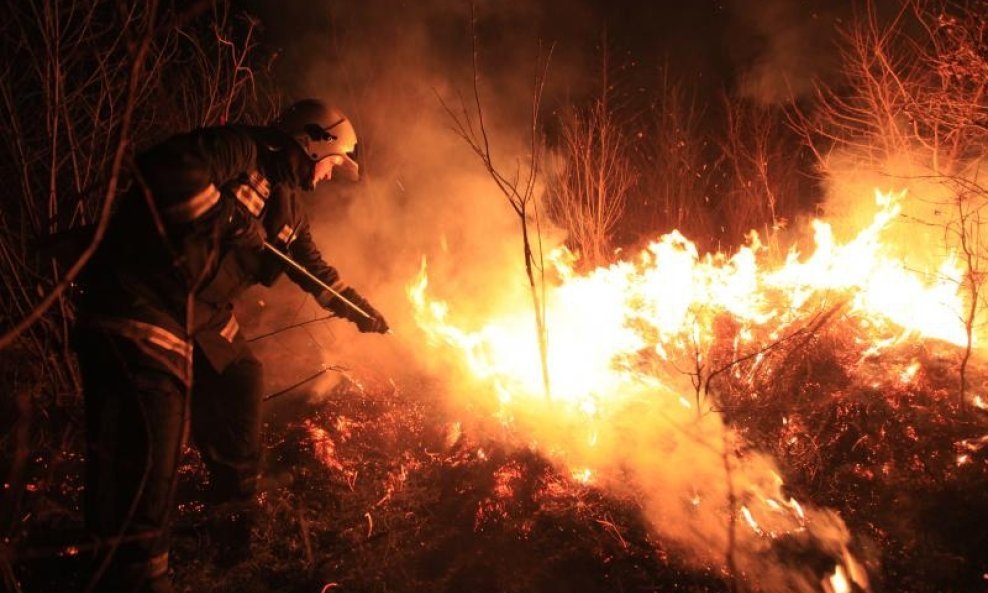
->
[284,222,343,295]
[135,126,259,225]
[131,127,264,283]
[286,222,389,333]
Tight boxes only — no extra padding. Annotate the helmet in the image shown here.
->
[273,99,360,181]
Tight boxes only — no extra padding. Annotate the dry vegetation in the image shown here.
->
[544,50,637,270]
[795,0,988,407]
[0,1,277,588]
[2,1,987,592]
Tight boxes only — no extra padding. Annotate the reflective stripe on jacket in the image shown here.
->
[85,315,192,384]
[232,170,271,216]
[163,184,222,223]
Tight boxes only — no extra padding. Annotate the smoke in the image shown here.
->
[242,2,870,591]
[821,151,955,258]
[528,387,859,593]
[728,0,842,104]
[240,0,589,392]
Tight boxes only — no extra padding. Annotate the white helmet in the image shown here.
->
[273,99,359,181]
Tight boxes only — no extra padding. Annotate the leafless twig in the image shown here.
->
[436,3,554,398]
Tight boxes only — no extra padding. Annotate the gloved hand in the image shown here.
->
[330,287,389,334]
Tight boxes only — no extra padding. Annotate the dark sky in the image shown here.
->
[249,0,854,109]
[240,0,868,249]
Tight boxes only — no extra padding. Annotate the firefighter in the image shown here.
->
[73,99,388,592]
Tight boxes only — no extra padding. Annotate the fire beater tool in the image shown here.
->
[262,240,373,320]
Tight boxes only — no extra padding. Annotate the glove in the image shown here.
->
[327,287,389,334]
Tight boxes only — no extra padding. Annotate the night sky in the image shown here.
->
[249,0,860,108]
[238,0,883,251]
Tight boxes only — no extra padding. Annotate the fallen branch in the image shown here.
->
[247,314,336,343]
[704,299,848,403]
[263,365,348,402]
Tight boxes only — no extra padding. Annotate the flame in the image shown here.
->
[740,505,764,536]
[407,189,963,591]
[571,467,593,484]
[410,190,968,410]
[826,565,851,593]
[900,360,922,384]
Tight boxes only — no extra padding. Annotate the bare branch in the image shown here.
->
[0,1,159,351]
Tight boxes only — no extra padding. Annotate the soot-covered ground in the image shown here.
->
[10,371,729,593]
[7,329,988,593]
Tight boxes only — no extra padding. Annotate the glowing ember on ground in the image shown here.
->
[305,419,343,472]
[958,435,988,453]
[493,463,523,498]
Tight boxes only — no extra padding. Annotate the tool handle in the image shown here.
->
[262,241,373,320]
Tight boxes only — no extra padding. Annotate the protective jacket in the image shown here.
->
[74,120,386,593]
[78,125,347,381]
[195,170,350,372]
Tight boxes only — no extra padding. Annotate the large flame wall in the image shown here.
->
[406,190,968,592]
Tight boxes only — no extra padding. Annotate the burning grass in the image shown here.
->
[718,331,988,593]
[406,188,988,592]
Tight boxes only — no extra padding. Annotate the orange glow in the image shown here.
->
[410,190,968,411]
[826,565,851,593]
[406,189,953,592]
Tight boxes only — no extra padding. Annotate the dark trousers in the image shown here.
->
[76,329,263,590]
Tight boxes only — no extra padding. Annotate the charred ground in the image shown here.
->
[6,313,988,593]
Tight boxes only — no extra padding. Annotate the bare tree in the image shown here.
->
[438,5,553,398]
[544,45,637,270]
[795,0,987,408]
[0,1,275,390]
[637,63,717,243]
[718,98,804,251]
